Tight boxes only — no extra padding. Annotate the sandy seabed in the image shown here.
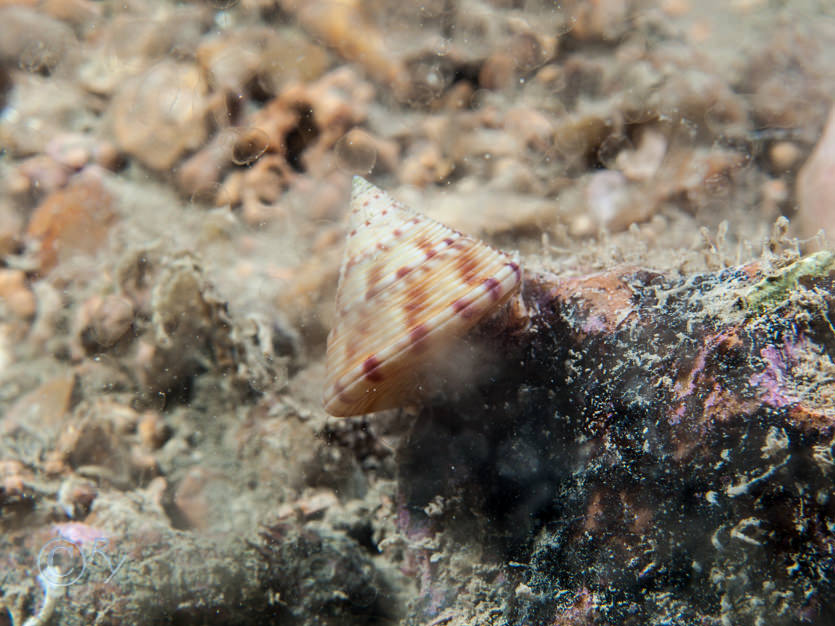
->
[1,1,835,624]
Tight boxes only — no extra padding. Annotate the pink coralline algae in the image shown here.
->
[750,344,799,409]
[51,522,110,547]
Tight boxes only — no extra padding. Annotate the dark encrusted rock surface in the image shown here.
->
[398,252,835,625]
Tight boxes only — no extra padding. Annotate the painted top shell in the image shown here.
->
[323,177,522,416]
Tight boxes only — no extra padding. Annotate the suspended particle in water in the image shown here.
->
[335,128,378,175]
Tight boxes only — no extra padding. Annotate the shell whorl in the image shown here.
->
[323,177,522,416]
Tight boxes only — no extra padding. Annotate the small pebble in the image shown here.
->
[78,294,135,350]
[0,269,36,318]
[57,477,98,518]
[26,178,116,273]
[769,141,802,171]
[138,411,169,450]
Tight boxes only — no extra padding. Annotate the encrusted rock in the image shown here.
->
[397,253,835,625]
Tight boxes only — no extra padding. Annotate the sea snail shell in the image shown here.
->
[323,177,522,417]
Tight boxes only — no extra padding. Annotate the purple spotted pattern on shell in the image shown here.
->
[323,177,523,417]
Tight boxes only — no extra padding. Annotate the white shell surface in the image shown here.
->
[323,177,522,417]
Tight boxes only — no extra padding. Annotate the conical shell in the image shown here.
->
[323,177,522,416]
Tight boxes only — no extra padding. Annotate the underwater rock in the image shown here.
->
[172,465,237,531]
[613,127,667,182]
[0,5,77,75]
[278,0,409,98]
[745,23,834,138]
[73,294,135,355]
[0,73,89,157]
[77,6,210,96]
[136,410,169,452]
[564,0,630,42]
[110,60,209,172]
[2,372,75,441]
[45,405,138,485]
[478,31,550,91]
[583,169,634,230]
[0,268,36,319]
[0,485,269,625]
[0,201,23,258]
[769,140,803,173]
[0,459,35,512]
[396,251,835,625]
[26,176,115,273]
[187,67,374,216]
[141,254,233,398]
[197,26,328,98]
[256,519,398,624]
[50,132,123,175]
[8,134,122,199]
[7,154,71,198]
[56,475,97,519]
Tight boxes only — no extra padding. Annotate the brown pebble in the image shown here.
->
[57,477,98,518]
[110,60,209,171]
[138,411,169,450]
[78,294,135,350]
[173,466,217,530]
[769,141,802,171]
[0,204,22,258]
[130,446,160,475]
[0,460,32,499]
[479,52,517,91]
[4,373,75,433]
[44,455,70,477]
[0,269,36,318]
[93,141,123,171]
[569,0,629,41]
[26,178,116,273]
[297,490,339,519]
[12,155,70,196]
